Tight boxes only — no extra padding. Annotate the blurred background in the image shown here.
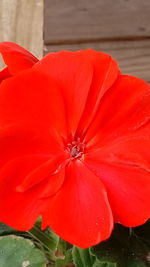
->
[0,0,150,82]
[0,0,43,68]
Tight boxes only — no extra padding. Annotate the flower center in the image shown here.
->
[67,138,85,159]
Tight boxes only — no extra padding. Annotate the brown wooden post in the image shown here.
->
[0,0,43,69]
[44,0,150,82]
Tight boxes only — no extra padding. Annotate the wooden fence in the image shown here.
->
[0,0,150,83]
[0,0,43,69]
[44,0,150,83]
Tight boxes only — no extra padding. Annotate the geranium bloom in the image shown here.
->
[0,42,149,248]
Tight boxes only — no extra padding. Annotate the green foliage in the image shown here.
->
[72,247,95,267]
[28,220,59,261]
[0,221,149,267]
[0,222,18,235]
[0,235,47,267]
[55,238,73,267]
[90,224,150,267]
[72,223,150,267]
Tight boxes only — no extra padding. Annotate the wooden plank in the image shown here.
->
[44,0,150,44]
[0,0,43,69]
[44,40,150,82]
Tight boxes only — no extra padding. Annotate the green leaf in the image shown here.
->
[30,224,59,252]
[72,247,96,267]
[57,238,72,254]
[0,222,17,236]
[0,235,47,267]
[28,219,59,262]
[55,238,73,267]
[93,258,116,267]
[55,248,72,267]
[90,237,122,267]
[90,224,150,267]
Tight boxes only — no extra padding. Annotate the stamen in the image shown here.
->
[67,138,85,159]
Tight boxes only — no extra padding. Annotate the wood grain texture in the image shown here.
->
[44,40,150,82]
[0,0,43,69]
[44,0,150,44]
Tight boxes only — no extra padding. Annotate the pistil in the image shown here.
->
[67,138,85,159]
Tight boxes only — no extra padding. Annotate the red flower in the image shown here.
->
[0,42,150,248]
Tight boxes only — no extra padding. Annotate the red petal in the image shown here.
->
[35,50,119,136]
[101,129,150,171]
[0,155,66,230]
[0,42,38,75]
[34,50,93,135]
[85,75,150,147]
[84,75,150,226]
[75,50,119,138]
[0,69,67,139]
[42,160,113,248]
[0,156,50,230]
[17,154,68,194]
[0,67,11,84]
[85,152,150,227]
[0,126,64,171]
[0,69,67,173]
